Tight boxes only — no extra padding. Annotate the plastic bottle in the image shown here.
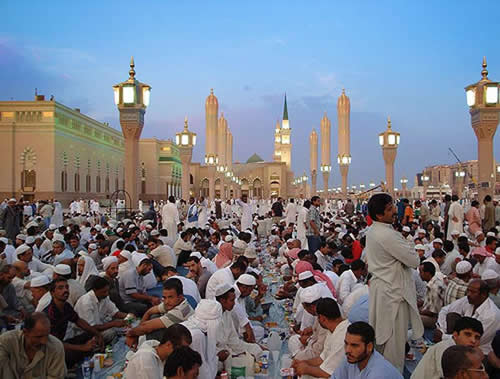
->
[82,357,92,379]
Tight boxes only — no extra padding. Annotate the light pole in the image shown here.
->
[302,172,308,197]
[454,169,465,199]
[113,57,151,209]
[176,117,197,200]
[310,129,318,195]
[400,177,408,198]
[465,57,499,200]
[422,175,430,200]
[378,117,400,196]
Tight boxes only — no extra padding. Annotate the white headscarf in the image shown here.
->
[76,255,99,285]
[182,300,222,363]
[102,256,118,271]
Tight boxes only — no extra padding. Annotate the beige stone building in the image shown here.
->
[0,96,181,205]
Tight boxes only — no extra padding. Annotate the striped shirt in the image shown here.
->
[444,277,468,306]
[158,299,194,328]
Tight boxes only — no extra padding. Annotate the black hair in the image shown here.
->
[164,346,202,377]
[442,345,481,378]
[367,193,393,221]
[453,316,484,336]
[432,249,446,259]
[351,259,365,272]
[161,323,192,347]
[92,276,110,291]
[346,321,375,344]
[50,277,67,291]
[24,312,50,330]
[420,261,436,276]
[316,298,341,319]
[164,266,178,275]
[186,255,200,264]
[485,236,497,246]
[297,249,312,260]
[216,287,235,301]
[163,278,183,296]
[443,240,455,253]
[311,196,320,203]
[232,256,248,271]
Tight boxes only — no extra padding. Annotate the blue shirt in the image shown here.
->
[331,351,402,379]
[347,294,369,324]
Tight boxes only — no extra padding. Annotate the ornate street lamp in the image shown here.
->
[176,117,197,200]
[378,117,400,196]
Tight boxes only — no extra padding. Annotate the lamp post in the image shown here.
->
[302,172,308,197]
[454,170,465,199]
[113,57,151,209]
[378,117,400,196]
[310,129,318,195]
[465,57,499,200]
[422,175,430,200]
[320,165,332,196]
[176,117,197,200]
[400,177,408,198]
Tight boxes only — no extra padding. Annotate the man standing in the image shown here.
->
[365,193,423,372]
[0,312,66,378]
[162,196,180,244]
[1,199,22,242]
[306,196,322,254]
[483,195,496,231]
[235,194,252,232]
[447,195,464,240]
[186,197,199,228]
[285,198,297,227]
[271,197,284,224]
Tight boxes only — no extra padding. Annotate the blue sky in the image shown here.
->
[1,1,499,189]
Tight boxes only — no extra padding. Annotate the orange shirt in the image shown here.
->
[403,206,414,225]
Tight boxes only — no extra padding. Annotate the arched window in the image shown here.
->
[74,172,80,192]
[86,174,91,192]
[253,178,262,198]
[201,178,209,198]
[96,176,101,193]
[20,147,37,190]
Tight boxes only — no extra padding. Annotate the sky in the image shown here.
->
[1,1,500,189]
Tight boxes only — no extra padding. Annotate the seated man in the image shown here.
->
[11,260,34,313]
[31,275,53,312]
[0,312,66,378]
[411,316,483,379]
[126,278,194,348]
[205,257,248,300]
[215,283,262,374]
[419,261,446,329]
[74,276,128,343]
[289,286,329,361]
[118,256,160,316]
[336,259,365,304]
[147,238,175,269]
[52,264,85,307]
[42,278,104,368]
[185,253,212,299]
[0,264,21,322]
[124,324,192,379]
[164,346,202,379]
[331,322,403,379]
[292,297,349,378]
[436,279,500,355]
[441,345,486,379]
[232,273,264,343]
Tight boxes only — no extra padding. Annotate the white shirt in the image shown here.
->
[124,340,164,379]
[337,270,359,304]
[74,290,119,327]
[205,267,235,300]
[68,279,86,307]
[170,275,201,303]
[35,292,52,312]
[319,319,350,375]
[342,285,369,316]
[472,257,497,277]
[438,296,500,354]
[324,271,340,290]
[315,250,330,271]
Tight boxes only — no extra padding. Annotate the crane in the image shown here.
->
[448,147,476,184]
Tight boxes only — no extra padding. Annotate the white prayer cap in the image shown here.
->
[102,256,118,270]
[54,264,71,275]
[244,247,257,259]
[481,269,499,281]
[215,282,233,297]
[495,247,500,256]
[88,243,97,250]
[34,235,43,240]
[237,274,256,286]
[286,239,294,244]
[474,230,484,237]
[151,230,160,236]
[48,224,57,231]
[279,219,286,223]
[417,229,426,234]
[128,224,135,230]
[459,233,468,238]
[119,250,131,260]
[16,234,26,241]
[334,227,342,233]
[8,198,16,203]
[415,244,425,251]
[25,236,35,244]
[456,261,472,274]
[402,226,411,233]
[433,238,443,245]
[31,275,51,287]
[0,237,8,244]
[224,235,233,242]
[450,230,460,236]
[108,221,116,229]
[132,253,149,267]
[95,225,102,232]
[190,252,202,259]
[52,236,65,243]
[338,232,345,240]
[116,227,123,233]
[301,285,321,304]
[298,271,313,281]
[15,244,31,256]
[486,231,496,237]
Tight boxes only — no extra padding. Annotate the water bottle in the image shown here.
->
[82,357,91,379]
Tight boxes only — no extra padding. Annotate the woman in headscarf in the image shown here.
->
[181,299,223,379]
[295,260,337,298]
[214,242,233,269]
[76,255,98,286]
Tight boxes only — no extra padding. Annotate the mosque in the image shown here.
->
[0,83,295,205]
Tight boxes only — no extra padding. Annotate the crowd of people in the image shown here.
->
[0,193,498,378]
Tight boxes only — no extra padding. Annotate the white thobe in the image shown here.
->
[161,203,179,243]
[296,206,308,249]
[74,291,119,326]
[235,199,252,231]
[124,340,164,379]
[205,267,235,300]
[198,200,208,228]
[447,201,464,240]
[285,203,297,226]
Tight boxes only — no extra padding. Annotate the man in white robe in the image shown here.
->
[235,194,252,232]
[161,197,180,248]
[365,193,423,373]
[285,199,297,226]
[447,195,464,240]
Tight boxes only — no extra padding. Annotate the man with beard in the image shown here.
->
[185,253,212,298]
[331,322,402,378]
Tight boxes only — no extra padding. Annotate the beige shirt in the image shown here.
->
[0,330,66,379]
[150,245,174,267]
[319,319,350,375]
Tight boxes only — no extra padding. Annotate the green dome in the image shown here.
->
[246,153,264,163]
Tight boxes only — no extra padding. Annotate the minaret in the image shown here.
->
[337,89,351,197]
[205,89,219,166]
[273,120,281,162]
[309,129,318,195]
[217,112,227,167]
[320,112,332,195]
[280,94,292,168]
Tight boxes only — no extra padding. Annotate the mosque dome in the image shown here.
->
[246,153,264,163]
